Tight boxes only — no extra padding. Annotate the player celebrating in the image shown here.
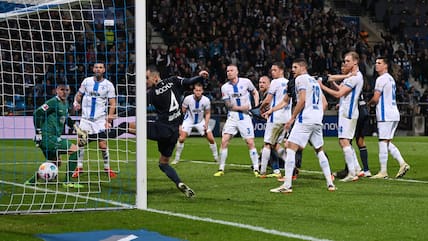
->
[72,62,117,179]
[147,65,209,198]
[214,64,260,177]
[270,58,335,193]
[368,56,410,179]
[26,80,85,188]
[172,82,219,164]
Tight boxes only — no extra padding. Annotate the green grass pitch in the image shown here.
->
[0,136,427,241]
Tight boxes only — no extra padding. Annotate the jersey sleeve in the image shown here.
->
[221,84,229,101]
[182,95,190,109]
[374,76,386,93]
[33,99,54,129]
[107,81,116,98]
[204,97,211,110]
[78,79,87,94]
[247,79,256,92]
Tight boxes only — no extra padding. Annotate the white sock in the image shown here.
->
[175,142,184,161]
[352,147,361,172]
[219,148,227,171]
[388,142,405,166]
[260,147,271,174]
[209,143,218,161]
[102,148,110,169]
[318,151,333,186]
[277,147,286,161]
[249,148,259,172]
[284,149,296,189]
[343,146,356,176]
[77,147,85,168]
[378,141,388,173]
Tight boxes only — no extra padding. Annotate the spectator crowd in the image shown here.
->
[146,0,428,119]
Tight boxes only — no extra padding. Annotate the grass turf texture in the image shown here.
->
[0,136,427,241]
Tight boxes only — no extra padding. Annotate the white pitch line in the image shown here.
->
[188,160,428,184]
[147,208,333,241]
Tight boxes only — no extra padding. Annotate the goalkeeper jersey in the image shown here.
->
[33,96,69,138]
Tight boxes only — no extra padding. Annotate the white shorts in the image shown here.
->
[79,118,106,135]
[222,116,254,139]
[377,121,398,140]
[338,116,357,139]
[264,122,285,145]
[181,119,210,136]
[287,122,324,149]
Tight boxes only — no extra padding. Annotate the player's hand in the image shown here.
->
[73,101,81,111]
[284,119,294,132]
[199,70,209,79]
[106,115,117,124]
[34,129,42,147]
[73,124,88,146]
[262,109,272,119]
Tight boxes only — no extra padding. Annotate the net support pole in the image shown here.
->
[135,1,147,210]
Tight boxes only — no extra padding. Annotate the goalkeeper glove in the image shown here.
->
[34,129,42,147]
[73,123,88,146]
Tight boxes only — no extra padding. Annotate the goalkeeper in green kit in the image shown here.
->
[25,80,87,188]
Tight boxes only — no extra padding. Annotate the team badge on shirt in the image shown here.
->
[41,104,49,111]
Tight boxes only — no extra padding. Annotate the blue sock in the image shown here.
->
[270,149,279,170]
[359,146,369,171]
[295,150,303,168]
[159,163,181,185]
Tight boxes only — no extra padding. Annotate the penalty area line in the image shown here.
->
[147,208,333,241]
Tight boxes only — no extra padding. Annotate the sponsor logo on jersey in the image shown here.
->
[155,82,173,95]
[89,91,101,97]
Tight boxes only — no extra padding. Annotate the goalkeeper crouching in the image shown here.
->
[25,80,84,188]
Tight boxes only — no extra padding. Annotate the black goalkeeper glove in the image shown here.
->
[34,128,42,147]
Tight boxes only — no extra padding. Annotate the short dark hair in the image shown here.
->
[55,80,69,87]
[292,58,307,67]
[272,61,285,70]
[376,56,390,68]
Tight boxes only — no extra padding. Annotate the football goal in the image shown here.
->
[0,0,143,214]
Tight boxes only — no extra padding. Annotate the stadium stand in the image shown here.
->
[145,0,428,135]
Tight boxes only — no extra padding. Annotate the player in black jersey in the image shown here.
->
[146,65,209,198]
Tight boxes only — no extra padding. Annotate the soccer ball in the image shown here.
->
[37,162,58,181]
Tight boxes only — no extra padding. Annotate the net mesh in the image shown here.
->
[0,0,136,214]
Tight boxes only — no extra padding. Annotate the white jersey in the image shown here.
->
[374,73,400,121]
[221,77,256,121]
[78,76,116,120]
[182,94,211,124]
[267,77,291,123]
[339,71,363,119]
[294,73,324,125]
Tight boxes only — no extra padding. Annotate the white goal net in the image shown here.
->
[0,0,137,214]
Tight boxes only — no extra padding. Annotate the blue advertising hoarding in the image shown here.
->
[251,115,339,137]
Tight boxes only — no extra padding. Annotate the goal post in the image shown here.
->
[135,0,147,210]
[0,0,140,214]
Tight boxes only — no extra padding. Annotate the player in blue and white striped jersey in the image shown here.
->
[368,56,410,179]
[270,58,335,193]
[318,51,364,182]
[173,82,219,164]
[214,64,260,177]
